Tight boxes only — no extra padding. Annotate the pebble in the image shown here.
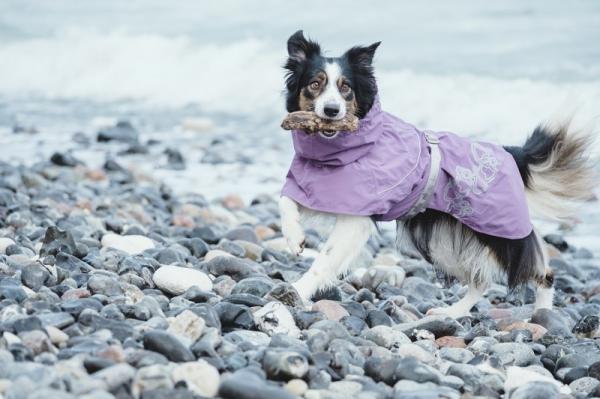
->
[254,301,301,338]
[166,310,206,346]
[312,300,350,321]
[363,325,411,349]
[143,330,195,362]
[101,233,155,255]
[152,265,212,295]
[0,135,595,399]
[219,369,295,399]
[171,360,220,397]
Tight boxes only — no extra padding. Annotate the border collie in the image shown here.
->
[279,30,596,318]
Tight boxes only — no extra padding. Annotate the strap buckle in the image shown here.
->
[424,131,440,145]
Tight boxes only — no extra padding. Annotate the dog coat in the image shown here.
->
[281,98,533,239]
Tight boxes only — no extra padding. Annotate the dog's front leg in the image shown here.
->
[279,196,306,255]
[292,214,375,302]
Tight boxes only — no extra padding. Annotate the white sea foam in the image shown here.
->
[1,29,599,144]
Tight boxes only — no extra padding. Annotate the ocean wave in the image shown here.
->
[1,29,599,145]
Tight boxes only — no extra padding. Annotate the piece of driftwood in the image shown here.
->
[281,111,359,133]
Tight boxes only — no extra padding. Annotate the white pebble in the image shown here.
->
[153,265,212,295]
[0,237,16,254]
[101,233,154,255]
[254,301,300,338]
[171,360,219,397]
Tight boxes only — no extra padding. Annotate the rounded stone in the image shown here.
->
[101,233,154,255]
[153,265,212,295]
[171,360,219,397]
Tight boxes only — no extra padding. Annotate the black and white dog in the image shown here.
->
[279,30,595,318]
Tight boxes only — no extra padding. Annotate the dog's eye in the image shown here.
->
[310,81,320,90]
[340,83,351,93]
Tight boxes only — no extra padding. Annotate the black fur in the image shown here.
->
[405,209,543,288]
[283,30,380,118]
[504,125,557,188]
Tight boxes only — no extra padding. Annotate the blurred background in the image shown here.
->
[1,0,599,243]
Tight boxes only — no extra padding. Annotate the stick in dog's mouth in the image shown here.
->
[281,111,359,135]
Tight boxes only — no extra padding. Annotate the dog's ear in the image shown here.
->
[287,30,321,60]
[344,41,381,66]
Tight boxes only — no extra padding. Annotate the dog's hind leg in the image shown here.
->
[292,214,375,302]
[534,267,555,310]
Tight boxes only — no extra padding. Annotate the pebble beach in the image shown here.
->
[0,116,599,399]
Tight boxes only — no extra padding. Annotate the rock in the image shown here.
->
[40,226,77,257]
[312,300,350,321]
[543,234,569,252]
[393,316,463,338]
[97,121,139,143]
[509,381,560,399]
[164,147,186,170]
[205,256,263,281]
[153,265,212,295]
[266,283,303,307]
[219,369,295,399]
[285,379,308,396]
[490,343,536,366]
[590,361,600,380]
[0,237,16,254]
[50,152,82,167]
[503,321,548,341]
[101,233,154,255]
[225,226,259,244]
[167,310,206,346]
[396,343,436,364]
[143,330,195,362]
[572,314,599,338]
[263,349,309,380]
[92,363,135,391]
[224,330,271,347]
[254,301,300,338]
[556,350,600,369]
[393,357,442,384]
[19,330,54,355]
[171,360,219,397]
[21,263,50,290]
[363,325,411,349]
[87,274,123,296]
[435,336,466,348]
[366,310,393,327]
[569,376,599,395]
[233,277,274,297]
[132,365,174,398]
[439,347,474,363]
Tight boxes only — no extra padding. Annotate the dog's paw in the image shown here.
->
[282,219,305,256]
[290,282,312,308]
[361,265,406,291]
[426,306,470,319]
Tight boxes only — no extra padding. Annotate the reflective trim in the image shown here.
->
[400,131,441,220]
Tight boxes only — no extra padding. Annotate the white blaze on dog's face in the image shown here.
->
[314,62,347,121]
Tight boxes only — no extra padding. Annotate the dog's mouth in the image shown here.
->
[318,131,340,139]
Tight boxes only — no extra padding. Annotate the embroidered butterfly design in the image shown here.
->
[444,142,500,218]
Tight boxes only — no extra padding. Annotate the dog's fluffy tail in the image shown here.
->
[505,122,597,225]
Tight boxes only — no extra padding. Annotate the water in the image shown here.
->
[1,0,599,247]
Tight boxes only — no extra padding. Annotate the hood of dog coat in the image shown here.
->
[281,98,533,239]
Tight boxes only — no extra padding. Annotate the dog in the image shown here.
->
[279,30,596,318]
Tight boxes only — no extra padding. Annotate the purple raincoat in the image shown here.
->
[281,98,533,239]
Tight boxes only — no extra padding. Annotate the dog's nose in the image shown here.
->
[323,104,340,118]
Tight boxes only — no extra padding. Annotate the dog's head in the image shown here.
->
[284,30,380,126]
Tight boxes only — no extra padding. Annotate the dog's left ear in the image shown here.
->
[344,41,381,66]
